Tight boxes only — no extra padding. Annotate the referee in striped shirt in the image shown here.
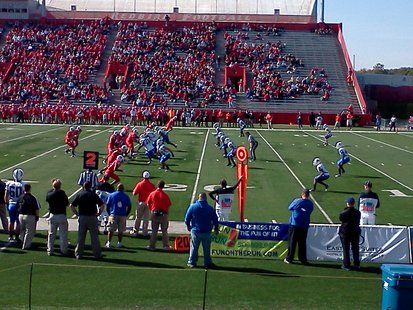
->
[78,169,99,191]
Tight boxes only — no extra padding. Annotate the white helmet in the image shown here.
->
[323,124,328,129]
[213,123,219,129]
[116,155,124,162]
[237,118,241,123]
[121,145,128,152]
[69,127,75,132]
[76,126,82,131]
[335,141,343,150]
[113,130,119,136]
[12,168,24,182]
[154,126,160,132]
[156,139,163,147]
[224,137,231,144]
[228,142,234,147]
[133,128,139,134]
[312,157,321,167]
[217,132,224,138]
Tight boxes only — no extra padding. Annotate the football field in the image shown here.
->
[0,122,412,309]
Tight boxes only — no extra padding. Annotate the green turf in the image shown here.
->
[0,123,412,309]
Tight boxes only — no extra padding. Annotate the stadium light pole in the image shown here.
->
[320,0,325,23]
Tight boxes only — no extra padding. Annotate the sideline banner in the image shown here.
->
[210,222,289,259]
[307,224,410,264]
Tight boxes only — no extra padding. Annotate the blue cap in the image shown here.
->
[346,197,355,204]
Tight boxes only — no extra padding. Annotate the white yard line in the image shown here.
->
[351,132,413,155]
[0,130,107,175]
[256,130,333,224]
[304,131,413,193]
[190,129,210,204]
[0,126,63,144]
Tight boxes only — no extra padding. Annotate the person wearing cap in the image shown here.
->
[284,188,314,265]
[70,181,105,259]
[358,181,380,225]
[46,178,70,256]
[105,183,132,248]
[339,197,361,271]
[131,171,156,237]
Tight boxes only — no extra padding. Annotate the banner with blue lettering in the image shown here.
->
[210,222,290,259]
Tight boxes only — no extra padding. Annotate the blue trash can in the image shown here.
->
[381,264,413,310]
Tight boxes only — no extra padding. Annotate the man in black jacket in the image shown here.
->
[339,197,361,271]
[18,184,40,249]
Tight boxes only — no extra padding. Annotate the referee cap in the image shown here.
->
[142,171,150,179]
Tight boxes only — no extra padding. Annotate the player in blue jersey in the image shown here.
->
[322,124,332,146]
[237,118,246,137]
[225,142,237,167]
[156,126,177,148]
[245,131,258,161]
[310,157,329,192]
[157,144,175,171]
[5,168,25,241]
[335,141,351,177]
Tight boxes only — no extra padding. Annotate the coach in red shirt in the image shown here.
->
[131,171,156,237]
[146,180,171,250]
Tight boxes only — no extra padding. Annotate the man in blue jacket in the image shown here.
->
[184,193,219,268]
[284,188,314,265]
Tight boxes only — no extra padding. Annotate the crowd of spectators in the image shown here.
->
[0,20,110,105]
[224,30,332,102]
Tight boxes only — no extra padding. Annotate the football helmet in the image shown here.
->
[76,126,82,131]
[323,124,328,129]
[224,137,231,144]
[312,157,321,167]
[12,168,24,182]
[113,130,119,136]
[116,155,124,162]
[213,123,219,129]
[335,141,343,150]
[69,127,75,131]
[121,145,128,152]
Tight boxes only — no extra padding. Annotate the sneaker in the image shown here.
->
[187,263,195,268]
[117,242,123,248]
[324,185,329,192]
[283,258,292,264]
[129,229,138,237]
[335,174,341,178]
[105,241,111,248]
[309,189,315,192]
[341,265,351,271]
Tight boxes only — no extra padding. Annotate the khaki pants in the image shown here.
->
[47,213,69,255]
[75,216,101,258]
[19,214,37,249]
[133,201,150,235]
[149,213,169,249]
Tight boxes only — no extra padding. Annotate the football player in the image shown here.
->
[335,141,350,177]
[64,127,76,156]
[237,118,246,137]
[310,157,329,192]
[322,124,332,146]
[225,142,237,167]
[157,144,175,171]
[5,169,25,241]
[99,155,124,185]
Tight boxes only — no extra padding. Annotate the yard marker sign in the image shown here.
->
[236,146,248,222]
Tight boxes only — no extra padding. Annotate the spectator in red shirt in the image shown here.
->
[146,180,172,250]
[266,112,273,129]
[130,171,156,237]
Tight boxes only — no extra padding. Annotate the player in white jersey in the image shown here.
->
[157,144,175,171]
[237,118,246,137]
[138,134,157,164]
[358,180,380,225]
[322,124,332,146]
[310,157,329,192]
[5,168,25,241]
[335,141,351,177]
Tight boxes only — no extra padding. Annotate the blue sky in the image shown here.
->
[324,0,413,70]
